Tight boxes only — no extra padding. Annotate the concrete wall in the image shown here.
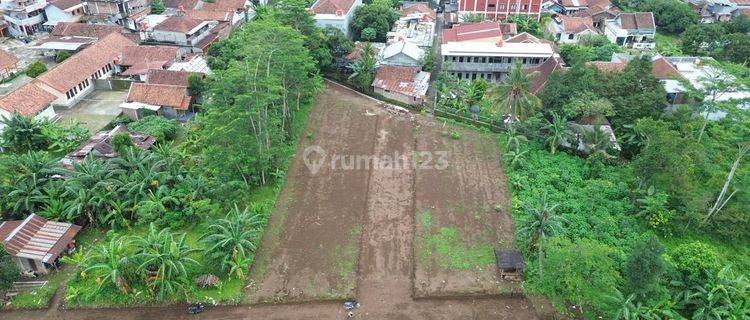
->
[374,87,423,105]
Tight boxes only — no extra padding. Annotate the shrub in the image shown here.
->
[0,247,20,290]
[670,241,720,286]
[110,131,133,154]
[25,61,47,78]
[55,51,72,63]
[127,116,179,142]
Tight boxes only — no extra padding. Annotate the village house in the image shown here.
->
[570,0,621,29]
[43,0,86,27]
[547,14,598,43]
[168,53,212,74]
[186,0,250,26]
[0,214,81,275]
[118,45,183,80]
[441,30,555,83]
[60,124,156,168]
[387,4,436,48]
[456,0,542,21]
[0,0,48,37]
[603,12,656,49]
[442,21,518,43]
[380,41,424,67]
[0,50,20,81]
[308,0,362,36]
[121,69,194,120]
[34,22,131,52]
[0,82,57,132]
[34,32,136,108]
[145,16,219,53]
[86,0,150,30]
[688,0,747,23]
[372,65,430,106]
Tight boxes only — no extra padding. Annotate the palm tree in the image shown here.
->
[0,112,48,152]
[7,174,47,215]
[347,42,376,91]
[543,112,571,154]
[134,225,199,300]
[201,205,265,274]
[519,193,567,277]
[505,125,528,151]
[84,236,133,294]
[488,61,541,120]
[579,125,613,158]
[503,145,528,169]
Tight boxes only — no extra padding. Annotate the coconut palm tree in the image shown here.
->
[84,235,134,294]
[487,61,540,120]
[519,193,567,277]
[543,112,571,154]
[201,205,265,273]
[579,125,613,158]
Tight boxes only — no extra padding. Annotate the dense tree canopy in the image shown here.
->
[634,0,698,34]
[350,2,399,42]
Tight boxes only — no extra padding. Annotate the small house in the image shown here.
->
[604,12,656,49]
[547,14,598,43]
[0,214,81,275]
[494,249,525,281]
[60,124,156,168]
[372,65,430,106]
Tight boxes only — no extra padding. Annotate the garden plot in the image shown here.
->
[245,85,379,303]
[413,119,521,297]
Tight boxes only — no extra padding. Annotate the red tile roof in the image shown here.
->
[311,0,357,15]
[186,9,234,21]
[37,32,135,93]
[401,3,436,20]
[48,0,84,10]
[618,12,655,30]
[561,0,588,6]
[51,22,123,38]
[505,32,544,43]
[587,61,627,72]
[528,56,565,93]
[443,21,503,43]
[651,56,683,80]
[200,0,246,12]
[1,214,81,263]
[0,49,19,71]
[372,65,420,96]
[0,83,56,116]
[148,69,193,86]
[154,16,206,33]
[127,82,191,110]
[560,15,596,33]
[120,45,180,67]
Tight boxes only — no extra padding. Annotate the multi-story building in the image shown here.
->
[457,0,542,21]
[308,0,362,36]
[441,29,554,83]
[86,0,150,30]
[0,0,48,37]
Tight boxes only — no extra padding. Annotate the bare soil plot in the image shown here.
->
[413,119,521,297]
[244,85,379,303]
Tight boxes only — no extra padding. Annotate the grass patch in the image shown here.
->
[331,225,363,279]
[417,210,494,271]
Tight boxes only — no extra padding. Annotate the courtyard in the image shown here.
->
[55,90,127,133]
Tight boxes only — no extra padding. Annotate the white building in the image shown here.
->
[43,0,86,27]
[0,82,57,132]
[603,12,656,50]
[308,0,362,36]
[147,16,217,50]
[380,41,425,67]
[441,32,555,83]
[547,14,598,44]
[0,0,48,37]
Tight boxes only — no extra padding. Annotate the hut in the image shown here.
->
[494,248,525,281]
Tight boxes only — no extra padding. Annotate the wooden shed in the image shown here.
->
[494,248,525,281]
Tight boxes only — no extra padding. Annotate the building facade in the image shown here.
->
[457,0,542,21]
[603,12,656,49]
[1,0,48,37]
[309,0,363,36]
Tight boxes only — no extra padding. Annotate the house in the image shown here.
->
[372,65,430,105]
[86,0,150,30]
[547,14,597,43]
[0,0,48,37]
[571,0,621,29]
[0,50,20,81]
[121,73,193,120]
[60,124,156,168]
[380,41,425,67]
[526,54,565,93]
[0,214,81,275]
[589,53,688,105]
[118,45,182,80]
[168,54,212,74]
[0,82,57,132]
[43,0,86,27]
[35,32,136,108]
[457,0,542,21]
[387,6,436,48]
[689,0,738,23]
[146,16,218,52]
[604,12,656,49]
[494,249,525,281]
[186,0,250,26]
[442,21,504,44]
[400,3,437,21]
[558,0,590,13]
[35,22,129,52]
[441,32,555,82]
[308,0,363,36]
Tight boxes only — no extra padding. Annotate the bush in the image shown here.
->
[55,51,71,63]
[127,116,179,142]
[669,241,720,286]
[110,131,133,154]
[0,247,20,290]
[25,61,47,78]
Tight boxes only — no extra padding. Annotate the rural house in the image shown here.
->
[60,124,156,168]
[0,0,47,37]
[34,32,136,107]
[147,16,218,52]
[603,12,656,49]
[86,0,150,30]
[121,70,194,120]
[35,22,130,52]
[372,65,430,106]
[118,45,182,80]
[0,214,81,275]
[547,14,598,43]
[43,0,86,27]
[308,0,363,36]
[0,82,57,132]
[380,41,424,67]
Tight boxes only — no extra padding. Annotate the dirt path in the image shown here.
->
[1,82,544,320]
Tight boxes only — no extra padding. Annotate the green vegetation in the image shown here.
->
[55,51,72,63]
[558,34,621,65]
[631,0,698,34]
[417,211,494,271]
[0,247,20,290]
[24,61,47,78]
[681,16,750,63]
[150,0,165,14]
[126,115,178,142]
[0,113,89,155]
[350,0,399,42]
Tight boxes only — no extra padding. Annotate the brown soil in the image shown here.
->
[412,118,520,297]
[1,82,545,320]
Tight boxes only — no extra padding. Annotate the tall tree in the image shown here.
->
[488,61,541,120]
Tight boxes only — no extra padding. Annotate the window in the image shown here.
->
[511,4,516,9]
[66,91,71,99]
[457,73,463,79]
[488,3,495,8]
[473,57,480,63]
[522,58,527,64]
[452,56,457,62]
[568,34,575,40]
[522,4,528,10]
[471,73,477,80]
[459,57,464,62]
[481,57,486,63]
[498,4,505,9]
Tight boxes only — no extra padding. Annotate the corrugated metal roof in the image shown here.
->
[2,214,81,263]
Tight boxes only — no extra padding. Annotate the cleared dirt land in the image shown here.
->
[413,119,521,297]
[244,84,379,303]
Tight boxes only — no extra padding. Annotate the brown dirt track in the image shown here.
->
[1,82,550,320]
